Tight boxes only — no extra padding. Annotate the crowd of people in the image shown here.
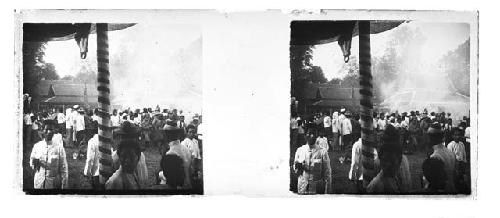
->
[23,101,203,192]
[290,108,471,194]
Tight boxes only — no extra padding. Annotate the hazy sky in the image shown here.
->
[44,23,201,77]
[43,23,202,113]
[312,22,470,80]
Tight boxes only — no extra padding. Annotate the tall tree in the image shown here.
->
[23,42,46,95]
[290,45,327,99]
[439,39,470,97]
[40,63,59,80]
[23,42,60,96]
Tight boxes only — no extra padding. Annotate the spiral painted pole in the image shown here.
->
[96,23,113,183]
[358,21,376,187]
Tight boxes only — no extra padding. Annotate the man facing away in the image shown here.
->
[294,129,332,194]
[65,107,75,147]
[323,112,332,139]
[427,122,456,193]
[84,127,100,189]
[164,125,193,189]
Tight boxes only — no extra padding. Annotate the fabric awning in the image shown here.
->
[290,20,405,45]
[23,23,136,42]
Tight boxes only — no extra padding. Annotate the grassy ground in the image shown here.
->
[328,149,427,194]
[23,141,163,190]
[291,148,470,194]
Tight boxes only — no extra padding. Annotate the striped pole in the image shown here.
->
[358,21,376,187]
[96,23,113,184]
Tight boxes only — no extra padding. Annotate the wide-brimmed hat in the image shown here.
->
[427,122,443,134]
[115,121,140,137]
[73,105,79,109]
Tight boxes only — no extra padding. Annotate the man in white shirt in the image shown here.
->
[23,112,33,145]
[377,113,387,131]
[110,109,120,135]
[181,124,202,186]
[56,108,65,136]
[339,110,352,155]
[323,112,332,139]
[293,129,332,194]
[65,107,75,147]
[315,130,329,151]
[74,108,86,147]
[447,128,467,163]
[331,111,340,151]
[84,130,100,189]
[30,124,68,189]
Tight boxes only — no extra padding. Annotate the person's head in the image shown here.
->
[186,124,196,139]
[427,122,444,147]
[422,157,447,191]
[305,129,316,147]
[318,129,325,138]
[164,128,185,144]
[379,125,402,177]
[117,139,141,173]
[452,128,462,143]
[43,123,56,141]
[161,154,185,187]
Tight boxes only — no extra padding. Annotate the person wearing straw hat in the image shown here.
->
[105,139,143,190]
[111,121,148,187]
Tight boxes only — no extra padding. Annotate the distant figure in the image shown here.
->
[74,108,86,147]
[323,112,332,139]
[56,108,65,135]
[331,111,340,151]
